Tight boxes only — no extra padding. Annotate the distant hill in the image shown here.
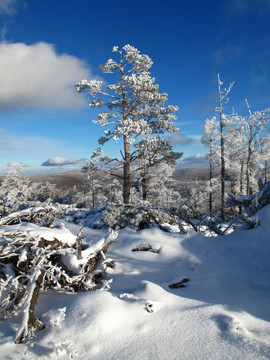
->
[0,167,211,193]
[173,167,210,181]
[0,170,84,192]
[27,171,84,191]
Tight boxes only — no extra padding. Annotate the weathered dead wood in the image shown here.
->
[202,216,224,236]
[76,225,84,260]
[227,181,270,216]
[241,213,260,228]
[38,237,70,249]
[131,244,160,253]
[15,269,46,344]
[145,303,153,313]
[169,278,190,289]
[222,180,270,231]
[0,208,54,227]
[103,259,116,270]
[80,230,118,285]
[1,227,118,343]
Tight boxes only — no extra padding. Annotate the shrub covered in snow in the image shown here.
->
[96,202,179,230]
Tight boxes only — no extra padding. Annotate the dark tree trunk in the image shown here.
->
[209,158,214,213]
[123,137,131,204]
[142,175,147,201]
[220,111,226,220]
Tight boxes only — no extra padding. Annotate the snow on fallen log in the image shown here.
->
[227,180,270,228]
[227,181,270,215]
[15,268,46,344]
[0,207,54,227]
[0,226,118,343]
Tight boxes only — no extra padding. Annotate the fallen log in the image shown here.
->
[227,180,270,217]
[0,207,54,227]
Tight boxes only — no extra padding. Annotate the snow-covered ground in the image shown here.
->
[1,206,270,359]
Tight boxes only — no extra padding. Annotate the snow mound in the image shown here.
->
[1,221,77,245]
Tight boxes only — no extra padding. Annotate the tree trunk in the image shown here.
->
[246,136,252,195]
[92,190,95,209]
[123,137,131,204]
[209,159,214,213]
[206,137,216,213]
[264,160,268,182]
[142,175,147,201]
[220,109,226,220]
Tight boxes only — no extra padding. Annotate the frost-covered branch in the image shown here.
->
[227,180,270,217]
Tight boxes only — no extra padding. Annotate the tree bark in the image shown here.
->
[123,137,131,204]
[209,161,213,213]
[142,174,147,201]
[264,160,268,182]
[218,76,226,221]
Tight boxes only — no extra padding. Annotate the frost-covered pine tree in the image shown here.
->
[134,135,182,201]
[0,162,59,215]
[224,103,270,195]
[81,161,105,208]
[76,45,179,204]
[103,178,122,203]
[0,161,30,215]
[81,161,121,207]
[29,181,58,202]
[144,163,180,206]
[243,101,270,194]
[224,116,246,195]
[259,134,270,182]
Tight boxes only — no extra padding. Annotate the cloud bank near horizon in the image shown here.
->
[42,157,85,167]
[179,153,208,168]
[0,41,92,110]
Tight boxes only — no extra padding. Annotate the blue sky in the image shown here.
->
[0,0,269,175]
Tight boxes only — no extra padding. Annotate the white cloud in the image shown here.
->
[0,41,92,110]
[179,153,208,168]
[0,0,21,15]
[169,133,194,146]
[42,157,84,167]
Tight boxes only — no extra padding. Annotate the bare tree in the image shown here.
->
[216,74,234,219]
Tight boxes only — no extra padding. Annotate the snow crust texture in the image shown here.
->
[1,206,270,359]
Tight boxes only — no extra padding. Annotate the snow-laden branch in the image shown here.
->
[0,219,118,343]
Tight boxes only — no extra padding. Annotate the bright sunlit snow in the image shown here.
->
[0,206,269,359]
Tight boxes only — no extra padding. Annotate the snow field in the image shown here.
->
[0,206,270,359]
